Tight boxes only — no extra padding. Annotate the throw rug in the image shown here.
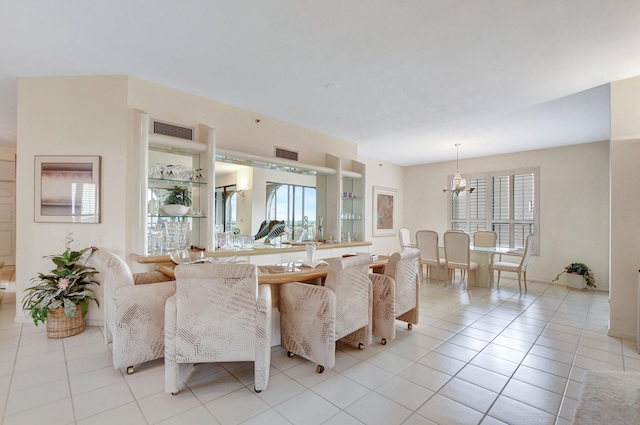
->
[574,370,640,425]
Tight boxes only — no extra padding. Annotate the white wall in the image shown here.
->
[358,155,406,256]
[127,77,358,165]
[16,76,130,324]
[609,76,640,340]
[16,75,380,324]
[403,141,610,288]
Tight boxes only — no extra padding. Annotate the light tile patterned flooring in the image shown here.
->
[1,269,637,425]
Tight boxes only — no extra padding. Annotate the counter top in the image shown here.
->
[134,241,373,264]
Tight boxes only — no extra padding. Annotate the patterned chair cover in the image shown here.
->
[371,249,420,344]
[165,263,272,394]
[279,254,373,371]
[87,249,175,373]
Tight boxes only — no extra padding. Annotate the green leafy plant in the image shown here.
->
[553,262,596,288]
[22,247,100,326]
[163,186,192,207]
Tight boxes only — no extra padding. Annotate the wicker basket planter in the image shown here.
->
[46,305,85,338]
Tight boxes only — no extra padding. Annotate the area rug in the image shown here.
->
[574,371,640,424]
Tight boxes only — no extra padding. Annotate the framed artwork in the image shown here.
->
[373,186,396,236]
[34,155,101,223]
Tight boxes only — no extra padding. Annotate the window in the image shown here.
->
[214,185,237,232]
[266,182,316,232]
[450,177,487,233]
[448,168,538,251]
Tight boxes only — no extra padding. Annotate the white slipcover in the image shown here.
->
[279,254,373,372]
[371,249,420,344]
[88,249,175,373]
[165,263,272,394]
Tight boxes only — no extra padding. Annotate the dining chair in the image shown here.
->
[443,231,479,288]
[398,228,411,250]
[473,231,497,247]
[370,249,420,345]
[279,254,373,373]
[87,248,176,375]
[490,234,535,292]
[444,230,465,280]
[165,263,272,394]
[415,230,446,281]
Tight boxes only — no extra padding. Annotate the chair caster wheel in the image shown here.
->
[316,365,325,373]
[381,338,387,345]
[287,351,294,358]
[358,343,364,350]
[126,366,134,375]
[171,391,178,396]
[408,323,413,330]
[254,387,262,393]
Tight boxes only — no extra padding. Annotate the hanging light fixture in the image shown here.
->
[442,143,474,196]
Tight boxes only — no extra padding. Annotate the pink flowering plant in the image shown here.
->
[22,247,100,326]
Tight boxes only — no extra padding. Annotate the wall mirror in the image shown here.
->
[214,158,326,244]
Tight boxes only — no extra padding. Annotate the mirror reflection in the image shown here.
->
[214,161,322,245]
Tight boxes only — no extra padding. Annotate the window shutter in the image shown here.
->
[492,176,510,221]
[469,177,487,232]
[514,173,534,221]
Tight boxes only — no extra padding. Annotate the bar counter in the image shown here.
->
[133,241,373,265]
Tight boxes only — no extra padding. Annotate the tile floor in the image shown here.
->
[1,269,637,425]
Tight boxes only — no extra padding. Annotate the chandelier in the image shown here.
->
[442,143,474,196]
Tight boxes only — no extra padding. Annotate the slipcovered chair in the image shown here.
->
[415,230,446,281]
[165,263,271,394]
[443,231,478,288]
[490,234,535,292]
[279,254,373,373]
[87,248,175,375]
[370,249,420,345]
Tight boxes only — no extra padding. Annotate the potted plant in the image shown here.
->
[162,186,192,216]
[553,262,596,289]
[22,246,100,338]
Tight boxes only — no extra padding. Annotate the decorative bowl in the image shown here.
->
[161,204,190,216]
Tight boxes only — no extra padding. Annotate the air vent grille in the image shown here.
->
[275,147,299,161]
[153,121,194,141]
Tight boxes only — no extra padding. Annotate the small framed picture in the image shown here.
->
[373,186,396,236]
[34,155,101,223]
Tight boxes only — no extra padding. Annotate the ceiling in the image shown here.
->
[1,1,639,166]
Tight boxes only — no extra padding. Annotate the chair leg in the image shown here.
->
[517,273,522,293]
[523,270,528,292]
[496,271,501,287]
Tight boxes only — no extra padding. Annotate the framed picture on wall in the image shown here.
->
[373,186,396,236]
[34,155,101,223]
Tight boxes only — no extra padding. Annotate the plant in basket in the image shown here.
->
[22,246,100,334]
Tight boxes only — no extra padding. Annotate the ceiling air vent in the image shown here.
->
[275,147,299,161]
[152,120,194,141]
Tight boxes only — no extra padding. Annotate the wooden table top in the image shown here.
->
[155,256,388,284]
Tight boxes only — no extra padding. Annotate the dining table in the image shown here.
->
[156,254,388,348]
[437,246,524,287]
[154,255,389,284]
